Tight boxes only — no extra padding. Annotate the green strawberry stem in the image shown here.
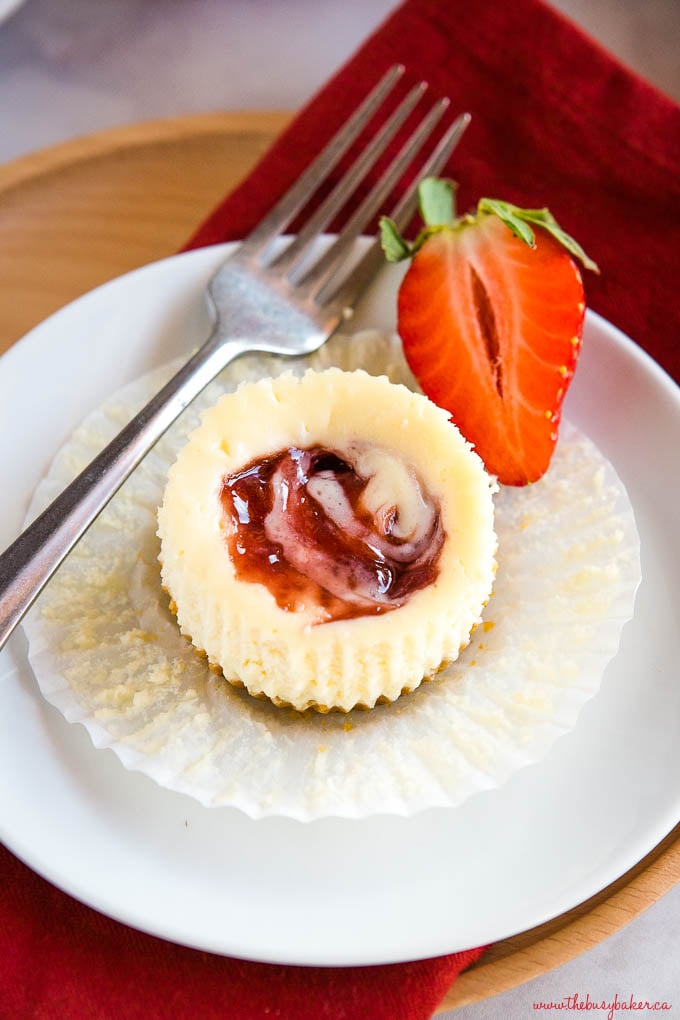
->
[380,178,599,273]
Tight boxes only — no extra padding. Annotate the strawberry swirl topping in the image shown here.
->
[220,444,444,622]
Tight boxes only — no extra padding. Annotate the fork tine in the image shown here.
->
[320,112,472,313]
[237,64,405,258]
[291,97,452,298]
[269,80,428,275]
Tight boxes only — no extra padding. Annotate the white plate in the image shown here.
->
[1,244,679,965]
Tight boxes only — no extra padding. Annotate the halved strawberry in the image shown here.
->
[381,181,598,485]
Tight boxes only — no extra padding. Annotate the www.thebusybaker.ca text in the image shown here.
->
[532,992,672,1020]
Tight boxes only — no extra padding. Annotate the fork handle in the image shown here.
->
[0,334,247,653]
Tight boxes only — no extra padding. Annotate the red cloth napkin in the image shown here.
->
[0,851,478,1020]
[3,1,680,1019]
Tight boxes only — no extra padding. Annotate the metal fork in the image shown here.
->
[0,64,470,651]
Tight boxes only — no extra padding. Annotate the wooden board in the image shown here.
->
[0,112,678,1013]
[0,112,291,353]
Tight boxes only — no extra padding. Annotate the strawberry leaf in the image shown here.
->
[381,180,599,274]
[478,198,599,272]
[418,177,456,227]
[517,207,600,272]
[379,216,413,263]
[380,179,457,263]
[477,198,537,247]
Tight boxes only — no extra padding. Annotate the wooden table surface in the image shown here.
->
[0,111,678,1014]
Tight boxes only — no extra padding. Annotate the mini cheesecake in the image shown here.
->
[157,368,497,712]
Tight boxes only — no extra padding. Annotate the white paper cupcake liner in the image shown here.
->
[22,331,641,820]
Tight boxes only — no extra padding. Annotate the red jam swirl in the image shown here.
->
[220,445,443,622]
